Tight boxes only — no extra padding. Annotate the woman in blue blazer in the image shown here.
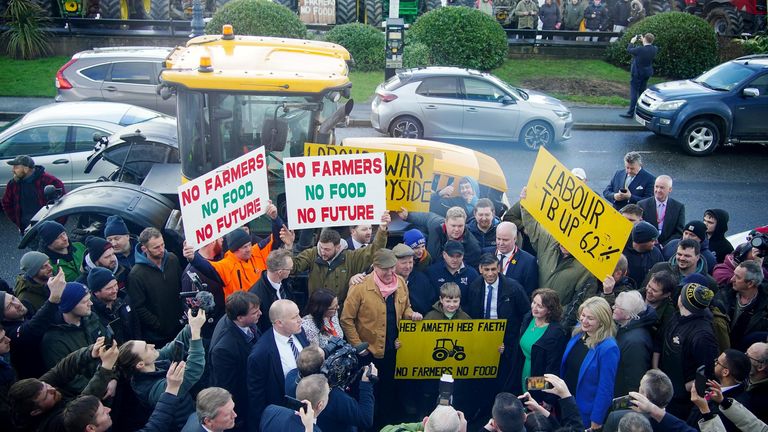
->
[560,296,620,430]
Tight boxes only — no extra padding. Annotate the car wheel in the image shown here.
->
[389,116,424,139]
[680,119,720,156]
[519,120,554,150]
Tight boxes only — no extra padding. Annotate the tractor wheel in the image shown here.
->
[425,0,441,12]
[33,0,54,17]
[706,5,744,36]
[649,0,670,15]
[98,0,121,18]
[336,0,357,23]
[365,0,382,27]
[433,349,448,361]
[168,0,185,19]
[274,0,295,12]
[454,352,466,361]
[148,0,169,19]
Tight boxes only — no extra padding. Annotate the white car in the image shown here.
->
[0,102,173,197]
[371,67,573,150]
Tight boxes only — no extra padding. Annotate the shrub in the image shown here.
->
[2,0,50,60]
[205,0,307,39]
[325,23,385,72]
[742,35,768,55]
[716,36,746,63]
[404,42,432,68]
[605,12,717,79]
[408,6,507,71]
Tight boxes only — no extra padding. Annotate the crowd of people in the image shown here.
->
[1,149,767,432]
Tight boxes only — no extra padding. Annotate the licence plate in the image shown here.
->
[635,113,647,126]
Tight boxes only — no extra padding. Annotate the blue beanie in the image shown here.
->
[104,216,129,237]
[38,221,66,247]
[227,229,251,252]
[59,282,89,313]
[403,229,426,249]
[87,267,115,292]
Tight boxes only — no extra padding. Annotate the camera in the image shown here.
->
[179,272,215,322]
[750,232,768,258]
[320,336,376,388]
[438,374,454,406]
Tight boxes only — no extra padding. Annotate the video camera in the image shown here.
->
[179,272,216,324]
[751,232,768,258]
[320,336,377,388]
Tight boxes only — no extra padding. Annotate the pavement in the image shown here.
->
[0,96,645,131]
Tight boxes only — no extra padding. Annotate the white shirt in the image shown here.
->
[351,238,368,250]
[267,274,282,299]
[484,279,499,319]
[274,332,302,376]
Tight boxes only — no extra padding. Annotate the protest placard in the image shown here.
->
[178,147,269,249]
[284,153,386,230]
[521,147,633,280]
[305,143,434,212]
[395,319,505,380]
[299,0,335,24]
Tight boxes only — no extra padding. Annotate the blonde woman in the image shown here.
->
[560,296,620,430]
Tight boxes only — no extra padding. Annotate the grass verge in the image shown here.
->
[0,56,68,98]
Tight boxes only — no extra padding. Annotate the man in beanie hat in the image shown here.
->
[662,220,717,275]
[643,239,716,291]
[341,248,422,424]
[403,228,431,271]
[88,267,140,344]
[392,243,433,316]
[291,211,391,306]
[3,269,66,380]
[80,236,129,289]
[657,282,718,418]
[104,215,136,270]
[36,220,87,283]
[2,155,65,233]
[14,251,55,311]
[183,203,290,300]
[41,282,106,394]
[625,221,665,285]
[127,227,183,345]
[426,240,480,301]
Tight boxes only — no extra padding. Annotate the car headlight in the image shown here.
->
[652,100,686,112]
[553,110,571,120]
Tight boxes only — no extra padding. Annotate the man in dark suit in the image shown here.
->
[260,374,329,432]
[247,299,309,432]
[248,249,295,333]
[209,291,262,432]
[621,32,658,118]
[493,221,538,296]
[602,151,655,211]
[343,224,372,251]
[182,387,237,432]
[638,175,685,246]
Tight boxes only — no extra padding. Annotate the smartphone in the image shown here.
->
[611,395,632,411]
[171,340,185,363]
[526,376,553,391]
[103,333,114,348]
[695,365,708,397]
[284,396,308,412]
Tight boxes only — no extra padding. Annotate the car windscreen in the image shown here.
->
[694,62,755,91]
[119,106,163,126]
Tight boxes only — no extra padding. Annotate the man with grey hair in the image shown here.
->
[618,412,652,432]
[638,175,686,245]
[603,369,675,432]
[494,221,538,296]
[183,387,237,432]
[713,260,768,350]
[249,249,295,333]
[260,374,330,431]
[746,342,768,422]
[603,151,655,211]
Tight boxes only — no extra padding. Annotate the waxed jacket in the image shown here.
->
[562,0,586,30]
[13,274,50,312]
[340,274,415,358]
[515,0,539,29]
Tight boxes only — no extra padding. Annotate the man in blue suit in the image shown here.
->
[209,291,262,432]
[183,387,237,432]
[602,151,655,211]
[621,33,658,118]
[492,221,538,296]
[261,374,330,432]
[247,299,310,432]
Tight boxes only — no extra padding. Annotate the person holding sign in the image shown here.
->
[560,296,620,430]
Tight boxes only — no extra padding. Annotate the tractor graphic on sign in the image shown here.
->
[432,338,466,361]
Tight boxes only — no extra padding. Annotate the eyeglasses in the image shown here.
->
[715,358,728,369]
[748,356,765,365]
[276,268,292,273]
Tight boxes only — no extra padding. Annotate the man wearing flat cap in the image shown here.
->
[392,243,433,316]
[2,155,65,233]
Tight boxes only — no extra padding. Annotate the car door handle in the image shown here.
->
[424,105,438,110]
[104,86,117,92]
[52,159,69,164]
[466,108,479,112]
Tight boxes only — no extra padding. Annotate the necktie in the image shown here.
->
[287,336,300,360]
[624,175,634,189]
[245,327,255,343]
[485,285,494,319]
[657,202,666,223]
[498,253,505,270]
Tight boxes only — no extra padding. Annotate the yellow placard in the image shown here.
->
[395,319,505,380]
[521,147,633,280]
[304,143,434,212]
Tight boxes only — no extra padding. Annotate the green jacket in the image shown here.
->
[41,345,115,400]
[514,0,539,29]
[13,274,49,312]
[423,301,472,320]
[522,206,595,306]
[380,422,424,432]
[562,0,586,30]
[292,227,388,306]
[44,242,87,282]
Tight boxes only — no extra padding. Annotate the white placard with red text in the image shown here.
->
[178,147,269,248]
[284,153,386,230]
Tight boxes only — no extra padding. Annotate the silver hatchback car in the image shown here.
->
[55,46,176,116]
[371,67,573,150]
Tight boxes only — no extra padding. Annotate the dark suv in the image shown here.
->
[635,55,768,156]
